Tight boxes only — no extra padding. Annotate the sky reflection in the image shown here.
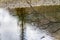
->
[0,8,55,40]
[0,8,20,40]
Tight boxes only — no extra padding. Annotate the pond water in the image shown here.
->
[0,8,55,40]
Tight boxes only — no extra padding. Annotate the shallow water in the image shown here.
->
[0,8,55,40]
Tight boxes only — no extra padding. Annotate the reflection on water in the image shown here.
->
[24,23,55,40]
[0,8,20,40]
[0,8,55,40]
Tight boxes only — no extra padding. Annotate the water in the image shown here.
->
[0,8,55,40]
[24,23,55,40]
[0,8,20,40]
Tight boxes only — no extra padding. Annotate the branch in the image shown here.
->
[52,28,60,33]
[25,0,46,18]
